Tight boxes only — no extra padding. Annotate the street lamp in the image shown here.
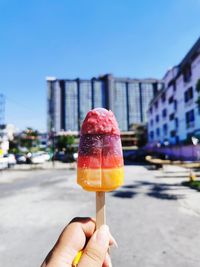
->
[191,136,199,161]
[163,140,169,160]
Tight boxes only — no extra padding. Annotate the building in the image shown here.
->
[0,124,16,155]
[47,74,163,133]
[0,94,5,126]
[147,37,200,146]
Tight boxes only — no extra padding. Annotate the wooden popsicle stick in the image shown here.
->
[96,192,106,229]
[96,192,110,256]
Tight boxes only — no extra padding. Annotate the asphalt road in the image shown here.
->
[1,166,200,267]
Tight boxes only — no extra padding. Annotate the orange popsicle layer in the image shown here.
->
[77,167,124,192]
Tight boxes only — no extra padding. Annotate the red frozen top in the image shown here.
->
[81,108,120,135]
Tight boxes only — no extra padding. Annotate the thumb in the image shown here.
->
[78,225,110,267]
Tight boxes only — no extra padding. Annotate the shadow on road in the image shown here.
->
[111,190,137,198]
[109,180,185,200]
[147,184,184,200]
[155,175,189,178]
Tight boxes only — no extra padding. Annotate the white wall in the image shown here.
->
[147,54,200,145]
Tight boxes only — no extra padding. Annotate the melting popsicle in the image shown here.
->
[77,108,124,192]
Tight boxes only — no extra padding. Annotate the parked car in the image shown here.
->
[0,157,9,169]
[30,151,50,164]
[4,154,16,168]
[53,151,65,161]
[15,154,27,164]
[53,151,76,163]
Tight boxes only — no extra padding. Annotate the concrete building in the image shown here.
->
[0,94,5,126]
[147,37,200,146]
[47,74,163,133]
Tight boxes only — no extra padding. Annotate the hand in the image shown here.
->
[41,217,117,267]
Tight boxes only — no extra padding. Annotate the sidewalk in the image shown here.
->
[12,161,76,171]
[0,161,76,184]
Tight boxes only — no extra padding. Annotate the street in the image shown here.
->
[1,165,200,267]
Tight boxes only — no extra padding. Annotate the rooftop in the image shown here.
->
[46,74,163,84]
[148,36,200,109]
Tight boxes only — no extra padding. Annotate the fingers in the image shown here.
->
[78,225,111,267]
[42,217,117,267]
[103,253,112,267]
[44,217,96,266]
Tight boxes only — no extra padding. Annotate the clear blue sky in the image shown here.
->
[0,0,200,131]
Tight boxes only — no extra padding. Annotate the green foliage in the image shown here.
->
[8,137,20,154]
[182,180,200,191]
[9,127,40,154]
[56,135,75,150]
[8,139,20,154]
[21,128,39,148]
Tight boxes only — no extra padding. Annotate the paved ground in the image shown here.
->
[1,165,200,267]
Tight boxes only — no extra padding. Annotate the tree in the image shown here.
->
[20,128,38,149]
[8,138,20,154]
[56,135,75,151]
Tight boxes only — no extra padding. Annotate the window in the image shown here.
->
[156,128,160,137]
[149,107,153,114]
[183,64,192,83]
[156,114,159,122]
[113,82,128,130]
[163,124,168,135]
[184,91,187,102]
[185,109,195,128]
[184,87,193,103]
[162,109,167,118]
[174,100,177,110]
[161,93,166,102]
[168,96,173,104]
[150,119,153,126]
[169,113,175,120]
[150,131,154,140]
[175,118,179,128]
[128,83,141,124]
[170,130,176,137]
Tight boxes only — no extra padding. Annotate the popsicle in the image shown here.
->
[77,108,124,192]
[73,108,124,266]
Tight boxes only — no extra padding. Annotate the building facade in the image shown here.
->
[147,37,200,146]
[0,94,5,126]
[47,74,163,133]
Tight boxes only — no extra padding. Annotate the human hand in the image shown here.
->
[41,217,117,267]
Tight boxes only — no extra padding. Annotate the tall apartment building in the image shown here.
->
[47,74,163,133]
[147,37,200,146]
[0,94,5,126]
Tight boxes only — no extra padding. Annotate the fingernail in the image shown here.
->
[110,234,118,248]
[95,225,109,246]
